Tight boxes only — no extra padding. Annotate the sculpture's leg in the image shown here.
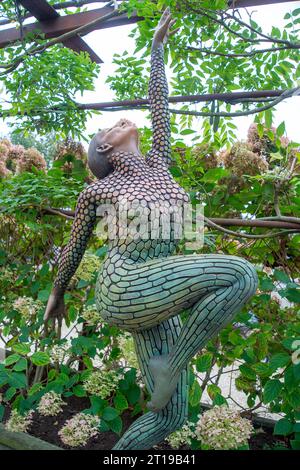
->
[113,315,188,450]
[147,256,258,411]
[99,254,258,411]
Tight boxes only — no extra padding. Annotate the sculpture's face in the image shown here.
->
[100,118,139,147]
[88,118,139,179]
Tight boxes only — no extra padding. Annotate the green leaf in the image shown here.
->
[284,288,300,303]
[252,363,271,377]
[12,343,30,355]
[263,379,282,403]
[114,392,128,412]
[291,440,300,450]
[5,354,21,366]
[274,418,293,436]
[269,353,290,371]
[90,396,105,415]
[264,109,273,129]
[239,364,256,380]
[108,416,123,434]
[276,122,285,137]
[0,405,4,422]
[73,385,86,397]
[30,352,50,366]
[288,389,300,408]
[201,168,229,183]
[207,384,221,400]
[189,380,202,407]
[38,289,51,302]
[196,353,213,372]
[102,406,119,422]
[5,387,17,401]
[13,358,27,372]
[8,372,27,389]
[126,384,140,405]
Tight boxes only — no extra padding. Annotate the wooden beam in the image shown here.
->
[0,424,62,450]
[18,0,59,20]
[0,5,141,48]
[17,0,103,63]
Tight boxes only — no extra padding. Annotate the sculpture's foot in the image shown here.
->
[147,354,180,412]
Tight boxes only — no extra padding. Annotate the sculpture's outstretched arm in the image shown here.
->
[146,8,179,169]
[44,188,97,323]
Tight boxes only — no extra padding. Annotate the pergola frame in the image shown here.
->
[0,0,298,109]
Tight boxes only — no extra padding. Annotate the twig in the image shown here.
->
[187,44,300,58]
[203,216,299,239]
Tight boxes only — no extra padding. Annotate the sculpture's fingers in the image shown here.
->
[158,7,170,26]
[169,27,180,37]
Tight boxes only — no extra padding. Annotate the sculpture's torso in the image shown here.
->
[81,150,190,327]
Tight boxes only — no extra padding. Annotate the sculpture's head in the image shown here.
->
[88,118,140,179]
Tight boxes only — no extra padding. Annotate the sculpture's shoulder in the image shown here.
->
[151,166,190,203]
[79,176,118,205]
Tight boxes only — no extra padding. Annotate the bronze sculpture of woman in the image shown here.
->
[45,8,258,450]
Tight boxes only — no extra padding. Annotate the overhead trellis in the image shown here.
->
[0,0,299,114]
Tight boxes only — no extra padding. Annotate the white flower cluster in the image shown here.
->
[118,333,139,369]
[58,413,100,447]
[81,304,104,326]
[83,369,122,399]
[37,392,66,417]
[73,253,102,283]
[5,409,34,433]
[195,405,253,450]
[49,343,71,364]
[13,296,43,320]
[166,422,197,449]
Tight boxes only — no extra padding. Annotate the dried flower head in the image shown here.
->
[81,304,104,326]
[17,147,47,173]
[58,413,100,447]
[13,296,43,320]
[220,142,269,177]
[37,391,66,417]
[191,143,219,170]
[49,343,71,364]
[83,369,122,399]
[195,405,253,450]
[5,409,34,433]
[73,253,102,283]
[166,422,196,449]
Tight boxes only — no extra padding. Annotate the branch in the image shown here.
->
[39,207,300,233]
[168,87,300,118]
[0,90,288,118]
[224,10,299,47]
[204,216,299,239]
[187,44,300,58]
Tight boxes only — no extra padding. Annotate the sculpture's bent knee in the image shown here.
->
[231,256,258,299]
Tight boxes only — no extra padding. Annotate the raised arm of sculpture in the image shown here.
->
[146,7,179,169]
